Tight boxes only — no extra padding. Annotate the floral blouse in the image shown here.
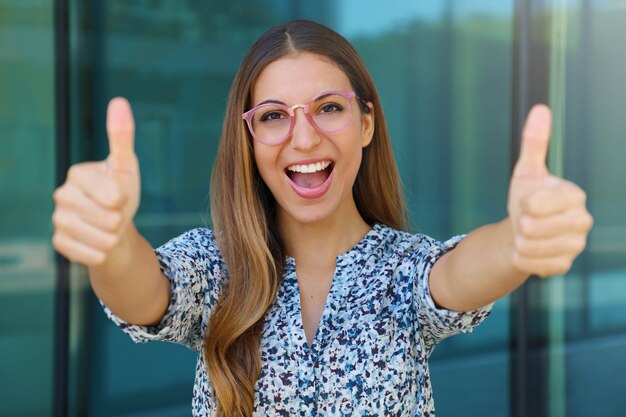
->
[101,224,493,416]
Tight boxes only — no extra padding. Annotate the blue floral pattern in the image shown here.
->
[101,224,493,416]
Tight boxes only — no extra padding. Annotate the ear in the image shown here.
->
[360,102,375,148]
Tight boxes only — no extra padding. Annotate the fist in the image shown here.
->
[52,97,141,266]
[508,105,593,278]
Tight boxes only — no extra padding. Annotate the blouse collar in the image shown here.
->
[284,223,387,270]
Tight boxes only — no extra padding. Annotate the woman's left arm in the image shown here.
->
[429,105,594,312]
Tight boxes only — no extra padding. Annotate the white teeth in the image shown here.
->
[287,161,331,173]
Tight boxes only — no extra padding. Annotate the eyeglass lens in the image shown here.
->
[250,93,351,144]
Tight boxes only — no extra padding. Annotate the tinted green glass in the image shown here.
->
[0,1,55,416]
[537,2,626,416]
[358,6,514,416]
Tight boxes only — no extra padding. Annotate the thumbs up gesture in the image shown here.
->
[507,104,593,278]
[52,98,141,266]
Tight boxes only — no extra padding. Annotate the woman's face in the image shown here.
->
[251,52,374,227]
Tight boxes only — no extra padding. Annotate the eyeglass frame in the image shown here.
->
[241,89,369,145]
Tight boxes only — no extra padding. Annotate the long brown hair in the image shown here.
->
[207,19,408,417]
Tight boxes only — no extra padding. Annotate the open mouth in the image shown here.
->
[285,161,335,189]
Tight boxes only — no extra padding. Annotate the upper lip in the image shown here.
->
[283,157,334,170]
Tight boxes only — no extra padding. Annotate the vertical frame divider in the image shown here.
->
[54,0,70,415]
[510,2,531,416]
[511,0,551,416]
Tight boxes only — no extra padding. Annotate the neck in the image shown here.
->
[278,203,372,268]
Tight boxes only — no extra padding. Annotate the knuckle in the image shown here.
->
[52,210,67,229]
[519,216,535,237]
[107,212,123,231]
[66,165,76,179]
[102,234,120,251]
[51,211,60,228]
[525,196,541,216]
[571,211,593,231]
[512,252,529,273]
[67,164,81,180]
[557,258,573,274]
[582,212,594,230]
[100,239,114,252]
[106,184,126,208]
[567,214,578,229]
[515,236,533,256]
[574,237,587,253]
[52,187,61,203]
[51,232,62,251]
[91,252,107,266]
[53,185,69,204]
[521,197,533,214]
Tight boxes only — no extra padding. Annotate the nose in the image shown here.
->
[289,106,322,151]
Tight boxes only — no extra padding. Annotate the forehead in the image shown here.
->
[251,52,352,106]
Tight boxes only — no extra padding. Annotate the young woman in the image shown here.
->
[52,20,593,417]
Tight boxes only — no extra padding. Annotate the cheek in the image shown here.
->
[253,146,279,187]
[348,151,363,181]
[342,135,365,173]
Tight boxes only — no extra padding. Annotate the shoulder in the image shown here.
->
[374,223,442,253]
[155,227,226,274]
[157,227,218,251]
[374,223,465,263]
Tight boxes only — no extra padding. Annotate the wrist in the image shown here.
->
[497,217,530,280]
[91,222,139,274]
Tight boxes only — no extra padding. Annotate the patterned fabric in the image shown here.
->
[101,224,493,416]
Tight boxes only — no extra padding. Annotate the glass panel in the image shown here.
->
[398,4,514,417]
[542,1,626,416]
[68,1,513,415]
[348,3,514,416]
[0,1,56,416]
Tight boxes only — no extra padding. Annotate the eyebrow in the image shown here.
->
[256,99,286,106]
[253,92,338,108]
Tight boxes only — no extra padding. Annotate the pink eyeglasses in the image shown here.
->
[242,90,365,145]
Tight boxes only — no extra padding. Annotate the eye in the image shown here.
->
[319,103,343,114]
[259,110,288,122]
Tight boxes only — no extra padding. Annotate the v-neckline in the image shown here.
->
[295,266,337,351]
[283,224,384,359]
[284,258,344,359]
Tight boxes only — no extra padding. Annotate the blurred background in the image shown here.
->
[1,0,624,416]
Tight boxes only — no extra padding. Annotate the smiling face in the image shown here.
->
[251,52,374,228]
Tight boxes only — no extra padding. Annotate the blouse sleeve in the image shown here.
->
[411,233,494,356]
[99,227,225,352]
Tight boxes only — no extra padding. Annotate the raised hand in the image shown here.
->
[507,104,593,278]
[52,97,141,265]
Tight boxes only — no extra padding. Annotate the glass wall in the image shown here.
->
[0,1,56,416]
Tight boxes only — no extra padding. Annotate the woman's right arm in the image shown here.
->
[52,97,170,327]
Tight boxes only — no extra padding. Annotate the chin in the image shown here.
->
[278,200,338,226]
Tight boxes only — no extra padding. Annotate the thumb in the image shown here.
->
[106,97,136,174]
[514,104,552,178]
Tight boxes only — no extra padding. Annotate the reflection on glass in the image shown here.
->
[524,2,626,417]
[0,1,55,416]
[556,2,626,416]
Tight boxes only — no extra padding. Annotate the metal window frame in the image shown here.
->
[510,0,550,416]
[54,0,70,415]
